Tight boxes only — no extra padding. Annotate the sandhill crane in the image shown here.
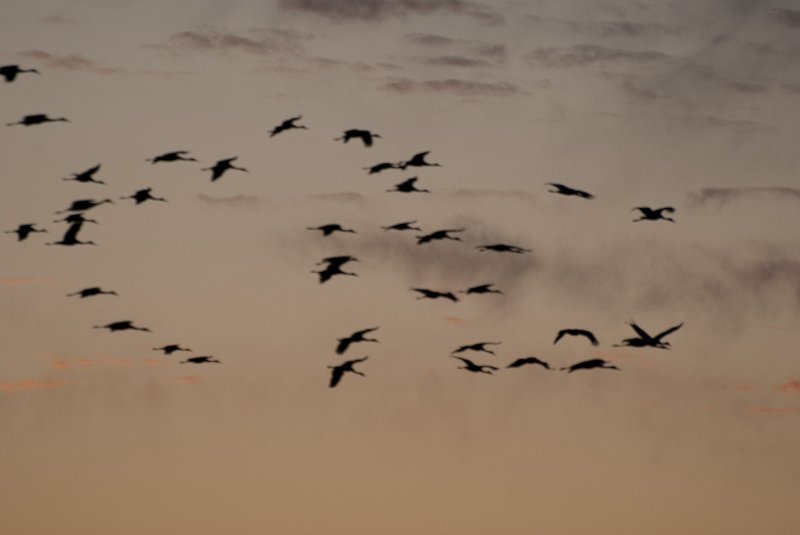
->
[614,321,683,349]
[5,223,47,241]
[382,220,421,232]
[561,359,620,373]
[1,64,40,82]
[54,213,98,225]
[451,356,498,375]
[93,320,151,333]
[335,129,381,147]
[120,188,167,205]
[416,228,464,245]
[461,283,502,295]
[506,356,552,370]
[452,342,501,355]
[411,288,459,302]
[388,176,430,193]
[181,355,221,364]
[633,206,675,222]
[312,263,358,284]
[316,255,359,269]
[270,115,308,137]
[55,198,113,214]
[547,182,594,199]
[364,162,401,174]
[46,222,96,246]
[307,224,356,236]
[554,329,599,346]
[400,151,441,170]
[147,150,197,164]
[336,327,379,354]
[328,356,368,388]
[7,114,69,126]
[153,344,192,355]
[203,157,248,182]
[476,244,531,254]
[63,164,105,185]
[67,287,118,298]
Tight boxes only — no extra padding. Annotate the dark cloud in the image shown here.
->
[772,8,800,28]
[687,187,800,207]
[196,194,267,210]
[526,15,676,38]
[16,50,124,74]
[402,33,507,63]
[155,27,311,56]
[381,77,524,96]
[526,44,670,68]
[277,0,504,25]
[403,33,458,47]
[421,55,491,68]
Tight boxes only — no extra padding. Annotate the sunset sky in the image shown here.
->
[2,1,799,534]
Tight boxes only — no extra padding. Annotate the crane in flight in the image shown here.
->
[147,150,197,164]
[93,320,151,333]
[460,283,502,295]
[451,356,498,375]
[55,198,113,214]
[476,243,530,254]
[387,176,430,194]
[63,164,105,185]
[381,220,421,232]
[335,129,381,147]
[270,115,308,137]
[203,157,248,181]
[554,328,599,346]
[506,356,552,370]
[1,64,40,82]
[328,356,368,388]
[547,183,594,199]
[633,206,675,222]
[336,327,380,355]
[312,262,358,284]
[181,356,221,364]
[400,151,441,170]
[416,228,464,245]
[54,213,98,225]
[452,342,501,355]
[364,161,401,174]
[120,188,167,205]
[561,359,620,373]
[67,287,118,298]
[153,344,192,355]
[5,223,47,241]
[614,321,683,349]
[307,224,356,236]
[7,114,68,126]
[411,288,459,302]
[46,222,96,246]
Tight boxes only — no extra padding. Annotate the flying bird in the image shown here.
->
[633,206,675,222]
[153,344,192,355]
[476,244,531,254]
[506,356,552,370]
[316,255,359,269]
[55,198,113,214]
[181,356,221,364]
[63,164,105,185]
[547,183,594,199]
[451,356,498,375]
[307,224,356,237]
[270,115,308,137]
[381,220,421,232]
[328,356,368,388]
[460,283,502,295]
[93,320,151,333]
[400,151,441,170]
[202,157,248,182]
[6,114,68,126]
[1,64,40,82]
[387,176,430,194]
[561,359,620,373]
[147,150,197,164]
[53,213,98,225]
[452,342,501,355]
[312,263,358,284]
[416,228,464,245]
[364,162,401,174]
[67,287,118,298]
[46,222,96,246]
[120,187,167,205]
[411,288,459,302]
[5,223,47,241]
[336,327,380,355]
[335,129,381,147]
[614,321,683,349]
[554,329,599,346]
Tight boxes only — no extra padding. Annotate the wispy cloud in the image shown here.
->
[277,0,504,25]
[421,55,492,68]
[777,379,800,394]
[0,380,66,393]
[772,8,800,28]
[16,50,124,74]
[154,27,311,57]
[526,44,671,68]
[37,13,75,25]
[403,33,507,62]
[526,15,677,38]
[687,187,800,207]
[0,277,44,287]
[196,194,267,210]
[381,77,524,96]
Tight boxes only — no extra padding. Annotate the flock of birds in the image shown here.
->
[4,63,684,388]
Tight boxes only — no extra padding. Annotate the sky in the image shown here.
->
[2,1,800,533]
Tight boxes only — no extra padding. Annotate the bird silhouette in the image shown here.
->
[561,359,620,373]
[316,255,359,269]
[53,213,98,225]
[63,164,105,185]
[452,342,501,355]
[547,182,594,199]
[460,283,502,295]
[46,222,96,246]
[147,150,197,164]
[153,344,192,355]
[400,151,441,170]
[328,356,368,388]
[181,356,221,364]
[451,356,498,375]
[381,220,421,232]
[387,176,430,194]
[312,263,358,284]
[6,114,68,126]
[411,288,459,302]
[633,206,675,222]
[120,187,167,204]
[506,356,552,370]
[307,224,356,236]
[416,228,464,245]
[554,329,599,346]
[203,157,248,181]
[1,64,40,82]
[476,244,531,254]
[336,327,380,355]
[5,223,47,241]
[614,321,683,349]
[270,115,308,137]
[67,287,118,298]
[364,161,401,174]
[93,320,151,333]
[335,129,381,147]
[55,198,113,214]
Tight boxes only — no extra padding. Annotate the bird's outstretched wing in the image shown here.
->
[335,338,352,355]
[628,321,652,340]
[655,322,683,341]
[329,366,345,388]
